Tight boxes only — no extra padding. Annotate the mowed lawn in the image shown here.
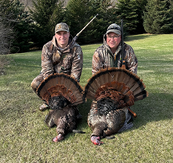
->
[0,34,173,163]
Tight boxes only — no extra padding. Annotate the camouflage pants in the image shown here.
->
[31,73,44,93]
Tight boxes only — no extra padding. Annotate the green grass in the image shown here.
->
[0,34,173,163]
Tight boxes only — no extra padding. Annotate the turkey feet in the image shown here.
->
[91,136,103,145]
[52,134,64,142]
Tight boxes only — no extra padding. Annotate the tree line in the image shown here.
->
[0,0,173,54]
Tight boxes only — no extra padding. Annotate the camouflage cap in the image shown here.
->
[106,23,121,35]
[55,23,69,33]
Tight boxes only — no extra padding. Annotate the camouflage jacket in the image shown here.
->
[41,35,83,82]
[92,34,138,75]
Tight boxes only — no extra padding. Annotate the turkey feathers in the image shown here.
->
[36,73,84,107]
[84,67,148,107]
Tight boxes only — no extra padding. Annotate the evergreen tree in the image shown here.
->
[65,0,117,44]
[64,0,91,40]
[0,0,33,53]
[89,0,118,43]
[29,0,64,48]
[136,0,147,33]
[0,16,13,54]
[143,0,173,34]
[116,0,147,34]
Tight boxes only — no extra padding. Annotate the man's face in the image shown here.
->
[106,32,121,50]
[55,31,70,48]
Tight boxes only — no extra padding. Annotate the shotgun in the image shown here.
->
[71,14,98,46]
[121,19,126,69]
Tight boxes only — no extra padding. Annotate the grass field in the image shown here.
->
[0,34,173,163]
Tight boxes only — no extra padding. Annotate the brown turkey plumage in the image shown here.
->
[84,68,148,145]
[88,100,127,136]
[45,105,80,142]
[36,73,84,142]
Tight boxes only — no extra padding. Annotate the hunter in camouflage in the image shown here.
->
[31,23,83,111]
[89,23,138,145]
[92,23,138,75]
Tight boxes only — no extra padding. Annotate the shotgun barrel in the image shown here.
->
[121,19,126,69]
[72,14,99,44]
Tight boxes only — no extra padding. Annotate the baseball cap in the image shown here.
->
[55,23,69,33]
[106,23,121,35]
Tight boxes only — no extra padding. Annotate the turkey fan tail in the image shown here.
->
[84,67,148,106]
[36,73,84,106]
[84,68,119,100]
[84,68,137,100]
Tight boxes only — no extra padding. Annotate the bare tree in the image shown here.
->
[0,16,13,55]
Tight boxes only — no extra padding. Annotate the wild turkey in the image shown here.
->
[36,73,84,142]
[83,67,148,145]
